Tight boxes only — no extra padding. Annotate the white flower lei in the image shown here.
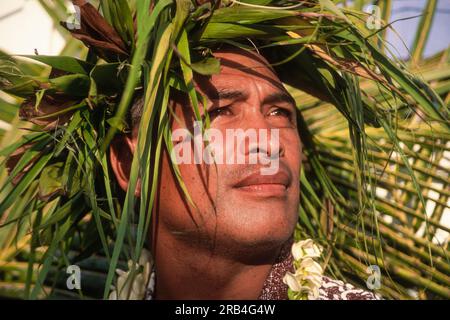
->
[109,249,154,300]
[282,239,324,300]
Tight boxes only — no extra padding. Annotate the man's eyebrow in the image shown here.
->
[262,92,296,107]
[207,88,248,101]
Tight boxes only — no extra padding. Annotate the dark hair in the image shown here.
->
[129,95,145,131]
[128,88,189,133]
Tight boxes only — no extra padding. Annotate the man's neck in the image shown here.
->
[152,231,282,300]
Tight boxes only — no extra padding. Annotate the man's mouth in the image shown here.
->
[233,170,291,197]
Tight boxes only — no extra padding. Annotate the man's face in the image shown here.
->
[155,48,301,257]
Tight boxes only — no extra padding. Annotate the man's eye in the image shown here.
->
[268,107,292,119]
[207,106,233,120]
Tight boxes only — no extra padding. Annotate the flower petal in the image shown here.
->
[283,271,302,292]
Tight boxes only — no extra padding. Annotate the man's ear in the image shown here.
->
[109,133,141,197]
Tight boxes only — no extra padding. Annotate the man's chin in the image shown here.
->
[216,231,293,264]
[213,212,296,261]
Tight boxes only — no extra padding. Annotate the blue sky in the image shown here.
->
[385,0,450,58]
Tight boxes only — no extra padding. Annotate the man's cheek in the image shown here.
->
[175,162,218,210]
[285,134,302,174]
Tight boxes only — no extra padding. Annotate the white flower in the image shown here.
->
[283,239,324,300]
[299,257,323,277]
[283,271,303,292]
[291,239,323,261]
[109,248,153,300]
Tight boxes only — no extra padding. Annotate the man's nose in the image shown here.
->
[240,111,284,159]
[246,130,284,159]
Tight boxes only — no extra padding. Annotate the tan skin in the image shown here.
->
[110,47,302,299]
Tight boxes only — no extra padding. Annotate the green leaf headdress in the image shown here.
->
[0,0,448,299]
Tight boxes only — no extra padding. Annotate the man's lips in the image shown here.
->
[233,170,291,197]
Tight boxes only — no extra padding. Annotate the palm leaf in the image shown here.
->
[0,0,448,300]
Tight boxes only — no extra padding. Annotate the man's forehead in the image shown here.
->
[212,48,279,79]
[193,48,286,97]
